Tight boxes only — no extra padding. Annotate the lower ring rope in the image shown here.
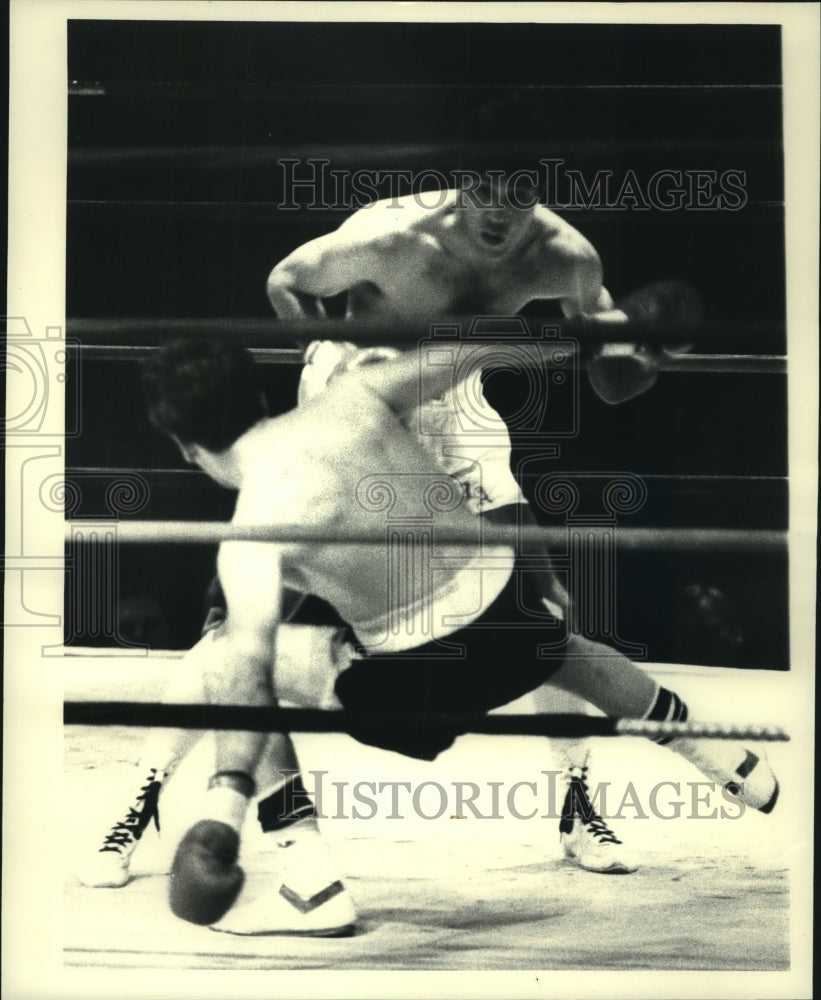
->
[659,353,785,374]
[62,702,789,742]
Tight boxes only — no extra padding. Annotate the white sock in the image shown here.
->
[551,739,591,777]
[135,730,201,783]
[273,815,323,849]
[202,786,251,832]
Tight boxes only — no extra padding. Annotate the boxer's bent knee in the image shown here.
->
[273,624,352,709]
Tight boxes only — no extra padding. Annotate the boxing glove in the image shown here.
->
[587,342,659,404]
[617,278,702,354]
[169,819,244,925]
[617,278,702,324]
[588,279,703,403]
[298,340,360,404]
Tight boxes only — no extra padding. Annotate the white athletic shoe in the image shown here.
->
[76,768,164,888]
[671,739,779,813]
[211,832,356,936]
[559,766,638,874]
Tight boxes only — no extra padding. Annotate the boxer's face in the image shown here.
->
[464,175,539,255]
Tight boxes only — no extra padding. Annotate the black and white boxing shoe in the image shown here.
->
[76,767,164,888]
[670,739,779,813]
[210,824,356,937]
[559,765,638,874]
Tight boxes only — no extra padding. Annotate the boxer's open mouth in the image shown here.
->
[481,231,505,247]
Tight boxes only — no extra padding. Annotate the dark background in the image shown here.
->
[64,20,788,667]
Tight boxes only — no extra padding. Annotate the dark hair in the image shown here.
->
[141,337,266,451]
[461,91,548,199]
[464,90,541,145]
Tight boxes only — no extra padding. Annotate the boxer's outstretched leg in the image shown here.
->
[548,635,779,813]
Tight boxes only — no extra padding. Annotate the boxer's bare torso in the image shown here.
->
[269,189,616,514]
[221,363,510,648]
[269,191,608,321]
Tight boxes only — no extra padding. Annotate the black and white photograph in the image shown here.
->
[4,3,818,998]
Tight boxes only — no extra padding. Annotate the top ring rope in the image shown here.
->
[66,316,785,350]
[65,520,787,553]
[69,82,783,97]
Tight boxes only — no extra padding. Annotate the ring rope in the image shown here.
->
[62,701,789,742]
[65,520,788,553]
[69,82,783,96]
[657,354,786,374]
[66,316,785,349]
[65,341,786,374]
[63,467,788,484]
[66,137,782,168]
[68,199,781,224]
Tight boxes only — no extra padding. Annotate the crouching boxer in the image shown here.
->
[127,337,775,933]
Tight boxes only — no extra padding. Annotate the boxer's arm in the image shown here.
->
[344,330,654,418]
[554,243,626,324]
[203,540,283,777]
[345,347,456,416]
[349,339,546,416]
[553,242,658,405]
[167,540,282,925]
[266,232,384,319]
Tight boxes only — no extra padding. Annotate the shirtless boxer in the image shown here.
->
[261,172,700,873]
[265,176,697,401]
[132,338,776,932]
[76,176,697,903]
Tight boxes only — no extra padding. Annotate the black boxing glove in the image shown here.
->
[616,278,703,354]
[169,819,244,925]
[588,279,703,404]
[587,342,659,404]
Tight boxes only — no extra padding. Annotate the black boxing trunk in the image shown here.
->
[334,546,568,761]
